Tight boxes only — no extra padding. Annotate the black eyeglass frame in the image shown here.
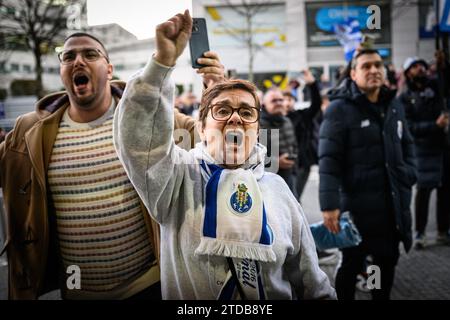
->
[57,48,109,65]
[208,104,260,123]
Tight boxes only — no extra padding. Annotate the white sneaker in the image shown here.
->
[415,233,426,249]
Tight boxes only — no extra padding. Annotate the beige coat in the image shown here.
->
[0,81,197,299]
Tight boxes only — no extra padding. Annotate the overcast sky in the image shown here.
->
[86,0,193,40]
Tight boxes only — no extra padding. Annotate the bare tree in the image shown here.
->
[0,47,12,70]
[222,0,274,82]
[0,0,72,98]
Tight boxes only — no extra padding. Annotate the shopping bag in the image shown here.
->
[310,211,362,251]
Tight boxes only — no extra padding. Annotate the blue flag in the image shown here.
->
[333,19,363,62]
[441,0,450,32]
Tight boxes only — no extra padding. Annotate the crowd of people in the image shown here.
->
[0,10,449,300]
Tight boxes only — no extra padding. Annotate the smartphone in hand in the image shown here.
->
[189,18,210,69]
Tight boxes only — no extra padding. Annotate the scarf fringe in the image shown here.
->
[195,237,276,262]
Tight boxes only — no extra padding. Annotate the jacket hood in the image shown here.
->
[35,80,126,117]
[327,78,396,105]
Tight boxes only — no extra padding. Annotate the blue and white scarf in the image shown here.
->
[193,143,275,262]
[192,142,276,299]
[218,258,267,300]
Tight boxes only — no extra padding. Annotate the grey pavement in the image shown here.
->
[302,166,450,300]
[1,167,449,300]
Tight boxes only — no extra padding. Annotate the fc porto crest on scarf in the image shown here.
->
[229,182,252,215]
[197,161,276,263]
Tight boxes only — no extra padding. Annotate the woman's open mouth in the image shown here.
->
[225,130,244,146]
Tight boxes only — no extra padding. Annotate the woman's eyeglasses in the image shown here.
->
[209,104,260,123]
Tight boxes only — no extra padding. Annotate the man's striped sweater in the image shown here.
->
[48,104,155,299]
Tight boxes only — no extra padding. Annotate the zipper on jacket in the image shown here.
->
[18,179,31,195]
[22,226,37,245]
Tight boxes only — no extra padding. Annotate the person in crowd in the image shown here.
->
[310,88,331,177]
[174,95,184,112]
[284,69,322,199]
[179,91,199,116]
[398,55,450,247]
[287,79,301,100]
[385,63,399,91]
[0,31,224,299]
[319,48,417,300]
[283,91,295,116]
[259,89,298,196]
[113,10,336,300]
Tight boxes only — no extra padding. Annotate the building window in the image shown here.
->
[23,64,32,73]
[45,67,59,74]
[0,61,6,74]
[10,63,19,72]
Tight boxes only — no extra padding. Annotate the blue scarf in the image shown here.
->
[194,158,275,262]
[192,142,275,300]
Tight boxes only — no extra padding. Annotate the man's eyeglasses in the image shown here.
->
[209,104,260,123]
[58,48,109,65]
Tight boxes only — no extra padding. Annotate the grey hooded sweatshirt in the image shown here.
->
[113,58,336,300]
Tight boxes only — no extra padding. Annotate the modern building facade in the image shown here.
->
[194,0,439,88]
[0,0,442,128]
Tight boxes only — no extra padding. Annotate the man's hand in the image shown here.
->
[303,69,316,85]
[436,112,449,129]
[279,153,295,170]
[322,209,340,234]
[196,51,226,88]
[154,10,192,67]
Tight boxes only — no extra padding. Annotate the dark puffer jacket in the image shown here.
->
[319,80,417,252]
[287,81,322,168]
[398,79,447,188]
